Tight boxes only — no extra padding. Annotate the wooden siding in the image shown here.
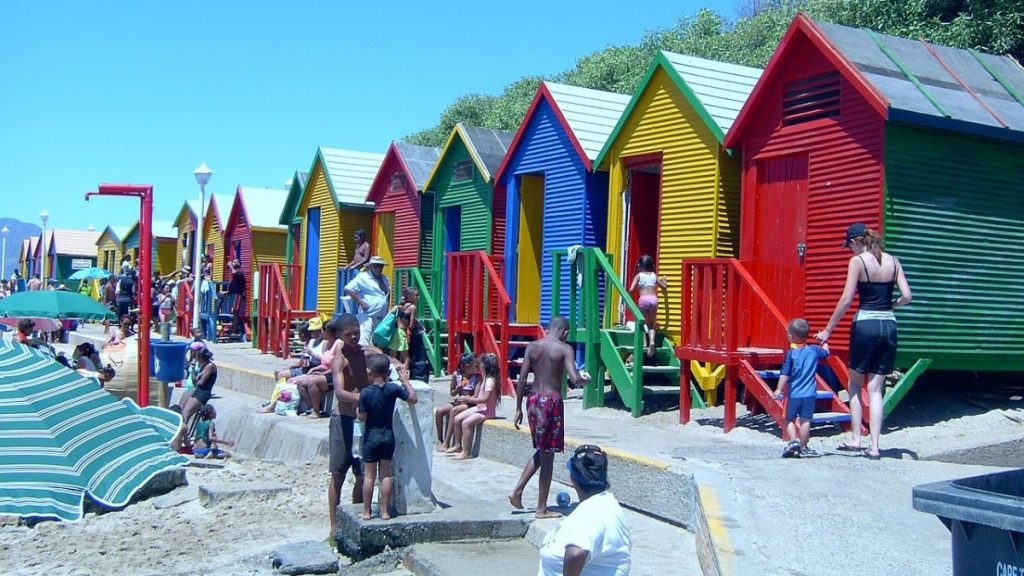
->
[501,98,606,323]
[203,217,225,283]
[338,207,373,267]
[175,212,197,272]
[96,235,122,273]
[885,124,1024,370]
[156,238,178,277]
[371,157,422,268]
[299,162,342,317]
[738,32,885,352]
[604,67,740,342]
[418,193,435,298]
[430,136,498,304]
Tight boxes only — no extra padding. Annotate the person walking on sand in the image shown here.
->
[509,316,590,519]
[628,254,667,357]
[816,223,912,461]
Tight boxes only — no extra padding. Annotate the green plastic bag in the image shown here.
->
[372,310,397,348]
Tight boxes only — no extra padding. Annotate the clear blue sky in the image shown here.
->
[1,0,715,230]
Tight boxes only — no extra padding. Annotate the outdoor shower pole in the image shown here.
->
[86,184,154,407]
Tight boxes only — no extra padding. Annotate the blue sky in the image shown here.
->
[1,0,711,230]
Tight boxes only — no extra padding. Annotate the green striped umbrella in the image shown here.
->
[0,290,116,321]
[0,340,187,522]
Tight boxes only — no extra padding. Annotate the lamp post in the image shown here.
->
[39,211,49,282]
[1,225,8,279]
[192,163,212,331]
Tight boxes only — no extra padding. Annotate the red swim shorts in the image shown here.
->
[527,389,564,453]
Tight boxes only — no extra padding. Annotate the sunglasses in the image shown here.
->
[574,445,604,458]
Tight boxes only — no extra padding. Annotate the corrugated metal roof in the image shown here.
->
[394,143,441,190]
[460,125,514,178]
[544,82,631,161]
[238,187,289,229]
[49,229,101,257]
[152,221,176,239]
[320,148,386,207]
[661,51,762,134]
[816,20,1024,136]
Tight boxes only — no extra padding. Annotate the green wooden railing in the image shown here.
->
[552,247,645,414]
[393,267,444,377]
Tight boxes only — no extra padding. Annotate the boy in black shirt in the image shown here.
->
[357,353,417,520]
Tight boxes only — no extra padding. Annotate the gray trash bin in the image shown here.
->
[913,468,1024,576]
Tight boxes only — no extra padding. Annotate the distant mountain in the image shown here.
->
[0,218,42,279]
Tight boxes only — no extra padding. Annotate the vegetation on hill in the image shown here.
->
[405,0,1024,147]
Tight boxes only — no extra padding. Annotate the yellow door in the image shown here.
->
[516,174,544,324]
[375,212,395,270]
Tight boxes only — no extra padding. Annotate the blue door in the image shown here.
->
[440,206,461,314]
[304,207,321,310]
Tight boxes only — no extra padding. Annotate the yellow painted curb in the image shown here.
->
[218,362,271,378]
[483,419,670,471]
[697,483,734,575]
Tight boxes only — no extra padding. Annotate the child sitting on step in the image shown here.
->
[772,318,830,459]
[357,353,417,520]
[435,352,479,450]
[450,353,500,460]
[192,404,235,458]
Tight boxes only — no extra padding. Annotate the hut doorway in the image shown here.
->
[620,163,661,322]
[440,206,462,314]
[752,155,808,320]
[303,207,321,310]
[375,212,395,272]
[515,174,544,324]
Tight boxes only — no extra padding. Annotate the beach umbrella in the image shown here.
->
[0,290,115,321]
[0,317,62,332]
[0,340,188,522]
[68,267,111,281]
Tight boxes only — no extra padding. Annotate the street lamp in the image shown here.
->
[39,211,49,281]
[192,162,212,331]
[1,225,9,279]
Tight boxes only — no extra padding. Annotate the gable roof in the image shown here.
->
[20,238,30,261]
[725,14,1024,148]
[225,186,290,234]
[318,147,387,207]
[123,219,177,246]
[48,229,101,257]
[495,82,631,181]
[366,142,442,203]
[173,199,203,231]
[95,225,130,247]
[28,237,39,259]
[278,170,308,226]
[423,123,514,191]
[595,51,762,168]
[203,193,223,233]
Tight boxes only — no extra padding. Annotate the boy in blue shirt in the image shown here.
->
[773,318,830,458]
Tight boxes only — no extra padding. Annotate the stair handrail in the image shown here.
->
[257,262,294,358]
[589,250,645,367]
[393,266,442,376]
[447,250,511,387]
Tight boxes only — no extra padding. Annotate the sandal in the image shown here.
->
[836,443,866,452]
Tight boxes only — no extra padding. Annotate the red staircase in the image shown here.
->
[257,263,316,358]
[677,258,862,436]
[447,251,544,395]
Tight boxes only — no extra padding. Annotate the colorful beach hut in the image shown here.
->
[593,51,761,343]
[95,225,129,273]
[279,171,307,270]
[366,142,441,288]
[422,124,514,309]
[122,220,178,276]
[19,237,35,278]
[494,82,630,324]
[202,194,226,282]
[173,200,202,273]
[222,186,290,314]
[695,14,1024,374]
[286,148,385,316]
[45,229,100,284]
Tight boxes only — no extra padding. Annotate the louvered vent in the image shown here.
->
[453,160,474,182]
[782,72,840,126]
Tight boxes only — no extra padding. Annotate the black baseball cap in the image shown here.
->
[842,222,867,248]
[566,444,609,491]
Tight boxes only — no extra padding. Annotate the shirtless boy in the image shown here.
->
[509,316,590,519]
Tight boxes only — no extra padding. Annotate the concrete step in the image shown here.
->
[404,541,537,576]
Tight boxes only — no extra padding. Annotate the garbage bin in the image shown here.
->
[913,468,1024,575]
[149,341,190,383]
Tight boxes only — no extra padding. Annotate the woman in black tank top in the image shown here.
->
[817,223,912,460]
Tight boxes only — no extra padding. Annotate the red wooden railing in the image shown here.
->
[258,263,314,358]
[175,281,193,336]
[447,251,511,391]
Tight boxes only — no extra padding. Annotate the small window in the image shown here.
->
[390,173,408,192]
[452,160,474,182]
[782,72,840,126]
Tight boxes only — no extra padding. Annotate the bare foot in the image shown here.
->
[508,492,524,510]
[535,509,563,519]
[445,446,461,454]
[305,412,321,420]
[435,444,449,453]
[359,512,372,520]
[452,452,472,460]
[257,406,274,413]
[380,513,392,520]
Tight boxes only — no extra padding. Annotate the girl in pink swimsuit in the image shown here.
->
[451,353,500,460]
[628,254,668,357]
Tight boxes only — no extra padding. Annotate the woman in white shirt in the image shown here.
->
[538,445,631,576]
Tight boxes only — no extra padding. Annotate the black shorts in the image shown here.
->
[192,387,213,405]
[362,427,396,464]
[328,414,363,476]
[786,396,815,423]
[849,319,898,376]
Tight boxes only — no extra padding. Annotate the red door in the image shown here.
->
[623,167,661,323]
[752,155,809,331]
